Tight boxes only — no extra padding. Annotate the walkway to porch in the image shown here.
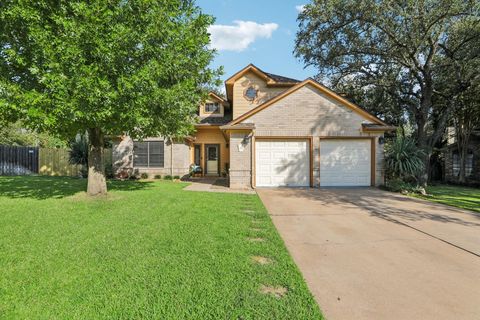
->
[183,177,255,194]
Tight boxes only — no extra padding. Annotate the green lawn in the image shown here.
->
[0,176,322,320]
[413,184,480,213]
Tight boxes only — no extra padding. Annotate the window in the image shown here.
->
[205,103,220,113]
[194,145,201,166]
[133,141,164,168]
[452,150,473,177]
[244,86,258,101]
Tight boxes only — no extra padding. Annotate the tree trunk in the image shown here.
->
[458,141,467,183]
[87,128,107,196]
[416,115,430,187]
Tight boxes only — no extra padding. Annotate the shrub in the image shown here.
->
[164,175,172,180]
[140,172,149,179]
[154,174,162,179]
[68,133,89,178]
[173,175,180,180]
[104,164,114,179]
[385,178,426,195]
[385,136,425,181]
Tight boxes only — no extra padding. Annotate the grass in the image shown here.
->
[413,184,480,213]
[0,176,322,320]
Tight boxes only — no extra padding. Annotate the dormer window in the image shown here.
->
[205,102,220,113]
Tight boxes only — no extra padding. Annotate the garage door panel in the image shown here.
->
[256,139,310,187]
[320,139,371,187]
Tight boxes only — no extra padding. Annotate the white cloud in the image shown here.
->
[295,5,306,13]
[208,20,279,52]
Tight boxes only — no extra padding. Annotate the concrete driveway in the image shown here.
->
[257,188,480,320]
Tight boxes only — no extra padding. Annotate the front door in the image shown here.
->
[205,145,219,176]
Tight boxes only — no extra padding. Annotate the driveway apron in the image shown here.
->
[257,188,480,320]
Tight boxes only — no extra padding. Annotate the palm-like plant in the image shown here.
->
[385,136,425,181]
[69,133,89,177]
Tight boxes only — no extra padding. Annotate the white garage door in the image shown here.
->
[320,139,371,187]
[255,139,310,187]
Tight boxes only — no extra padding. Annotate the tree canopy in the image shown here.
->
[295,0,480,184]
[0,121,67,147]
[0,0,220,194]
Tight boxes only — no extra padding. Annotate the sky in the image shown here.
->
[196,0,316,84]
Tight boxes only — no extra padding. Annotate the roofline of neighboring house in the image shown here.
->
[227,78,389,127]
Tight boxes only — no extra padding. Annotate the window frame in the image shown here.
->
[204,102,220,114]
[133,140,164,168]
[452,150,474,177]
[244,86,258,101]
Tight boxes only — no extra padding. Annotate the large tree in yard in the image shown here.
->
[295,0,479,185]
[0,0,219,195]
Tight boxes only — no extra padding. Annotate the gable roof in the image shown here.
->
[228,78,388,126]
[263,72,300,84]
[224,64,299,101]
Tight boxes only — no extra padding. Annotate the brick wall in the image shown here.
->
[444,135,480,184]
[229,131,253,189]
[231,84,384,188]
[112,136,191,179]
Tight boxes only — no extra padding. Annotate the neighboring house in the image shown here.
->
[112,64,394,188]
[444,128,480,184]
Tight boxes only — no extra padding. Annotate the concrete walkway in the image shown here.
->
[257,188,480,320]
[183,177,255,194]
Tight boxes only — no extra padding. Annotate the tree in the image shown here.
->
[0,121,67,147]
[295,0,480,185]
[434,20,480,182]
[451,97,480,182]
[334,78,409,128]
[68,133,89,178]
[0,0,220,195]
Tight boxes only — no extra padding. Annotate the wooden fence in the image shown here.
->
[39,148,112,177]
[0,145,112,177]
[39,148,82,177]
[0,145,39,175]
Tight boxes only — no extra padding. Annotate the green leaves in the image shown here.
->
[0,0,220,140]
[385,136,425,180]
[296,0,479,184]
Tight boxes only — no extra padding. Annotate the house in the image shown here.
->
[112,64,394,188]
[444,128,480,184]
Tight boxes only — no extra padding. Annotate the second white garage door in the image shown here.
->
[320,139,372,187]
[255,139,310,187]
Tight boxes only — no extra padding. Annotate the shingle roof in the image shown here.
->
[198,116,231,125]
[197,109,232,125]
[220,123,255,130]
[361,123,396,131]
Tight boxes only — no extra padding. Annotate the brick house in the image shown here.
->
[112,64,395,188]
[444,129,480,184]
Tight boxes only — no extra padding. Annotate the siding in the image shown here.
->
[112,136,191,178]
[191,128,229,174]
[232,72,288,119]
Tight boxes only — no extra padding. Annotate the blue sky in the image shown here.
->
[197,0,316,83]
